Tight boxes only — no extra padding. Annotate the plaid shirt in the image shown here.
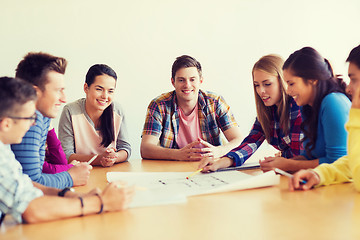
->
[142,90,238,148]
[227,97,304,166]
[0,141,43,224]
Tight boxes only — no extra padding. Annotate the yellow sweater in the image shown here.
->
[314,108,360,191]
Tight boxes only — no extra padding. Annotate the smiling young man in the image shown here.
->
[0,77,134,225]
[140,55,242,161]
[11,52,91,189]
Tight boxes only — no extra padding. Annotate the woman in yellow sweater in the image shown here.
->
[289,45,360,191]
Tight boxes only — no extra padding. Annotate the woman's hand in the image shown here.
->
[198,157,233,172]
[99,148,117,167]
[259,156,294,172]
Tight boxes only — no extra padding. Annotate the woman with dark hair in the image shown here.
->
[261,47,350,173]
[288,45,360,191]
[59,64,131,167]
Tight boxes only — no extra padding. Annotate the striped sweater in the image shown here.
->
[11,110,73,188]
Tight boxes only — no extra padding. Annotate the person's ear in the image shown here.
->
[84,83,89,93]
[200,76,204,84]
[171,78,175,88]
[0,118,12,132]
[310,79,318,85]
[33,86,43,98]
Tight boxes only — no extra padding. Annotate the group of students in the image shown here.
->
[1,44,360,224]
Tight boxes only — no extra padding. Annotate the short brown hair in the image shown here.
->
[15,52,67,90]
[171,55,202,79]
[0,77,37,118]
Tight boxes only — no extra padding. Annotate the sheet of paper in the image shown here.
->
[107,170,279,198]
[197,171,279,195]
[129,190,187,208]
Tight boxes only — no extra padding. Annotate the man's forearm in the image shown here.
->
[22,195,102,223]
[140,144,179,160]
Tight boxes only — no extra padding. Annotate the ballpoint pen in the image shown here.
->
[274,168,307,184]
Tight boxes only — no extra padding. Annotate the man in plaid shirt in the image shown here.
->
[140,55,242,161]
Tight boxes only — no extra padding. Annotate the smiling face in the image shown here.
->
[84,74,116,112]
[171,67,203,104]
[35,71,66,118]
[347,62,360,97]
[284,69,316,106]
[253,70,281,107]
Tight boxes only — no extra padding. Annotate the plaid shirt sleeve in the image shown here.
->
[284,99,304,158]
[226,118,265,166]
[142,100,164,137]
[0,144,43,224]
[214,95,238,132]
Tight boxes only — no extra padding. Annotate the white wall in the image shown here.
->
[1,0,359,160]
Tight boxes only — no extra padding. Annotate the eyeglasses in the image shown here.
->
[8,113,37,125]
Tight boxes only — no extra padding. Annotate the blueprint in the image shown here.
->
[107,170,279,208]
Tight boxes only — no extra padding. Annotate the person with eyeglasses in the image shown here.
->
[0,77,134,225]
[11,52,91,189]
[8,114,37,125]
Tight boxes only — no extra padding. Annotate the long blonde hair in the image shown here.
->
[252,54,289,143]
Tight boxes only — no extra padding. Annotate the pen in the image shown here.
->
[87,154,98,165]
[186,168,203,179]
[274,168,307,184]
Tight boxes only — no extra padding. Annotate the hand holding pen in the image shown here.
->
[187,157,220,178]
[198,157,234,172]
[283,169,320,191]
[88,149,117,167]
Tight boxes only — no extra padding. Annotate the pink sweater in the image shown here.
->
[42,129,73,174]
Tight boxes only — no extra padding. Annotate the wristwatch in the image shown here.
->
[58,187,74,197]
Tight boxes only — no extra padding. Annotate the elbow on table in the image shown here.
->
[22,206,45,224]
[22,196,57,224]
[140,144,151,159]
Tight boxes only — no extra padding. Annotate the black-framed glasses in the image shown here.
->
[8,113,37,125]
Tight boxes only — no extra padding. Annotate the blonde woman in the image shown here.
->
[199,54,303,172]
